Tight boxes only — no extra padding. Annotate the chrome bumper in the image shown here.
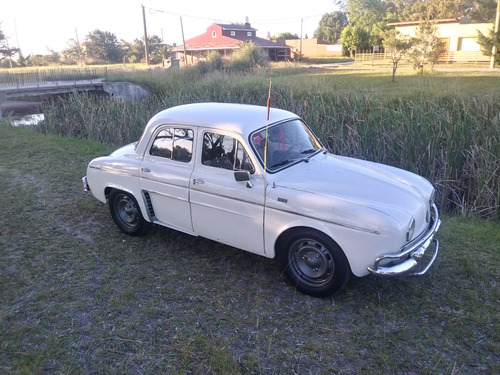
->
[367,205,441,276]
[82,176,90,192]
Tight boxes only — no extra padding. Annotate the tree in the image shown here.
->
[381,28,413,81]
[341,25,370,56]
[403,0,471,21]
[314,11,348,43]
[83,30,123,63]
[383,0,495,22]
[466,0,499,22]
[408,21,446,73]
[0,24,20,68]
[62,39,84,64]
[122,35,168,64]
[272,32,299,40]
[122,39,144,64]
[147,35,168,64]
[477,28,500,66]
[346,0,388,46]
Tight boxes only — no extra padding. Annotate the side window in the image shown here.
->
[202,132,255,173]
[150,127,193,162]
[173,129,194,162]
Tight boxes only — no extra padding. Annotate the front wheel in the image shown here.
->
[278,230,350,297]
[108,190,150,236]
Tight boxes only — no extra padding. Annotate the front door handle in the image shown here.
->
[193,178,205,185]
[141,167,151,173]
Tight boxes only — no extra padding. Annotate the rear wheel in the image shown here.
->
[278,229,350,297]
[108,190,150,236]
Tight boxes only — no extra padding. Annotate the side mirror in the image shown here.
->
[234,170,250,181]
[234,170,253,188]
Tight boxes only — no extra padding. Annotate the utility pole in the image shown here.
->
[299,18,303,62]
[180,16,187,65]
[490,0,500,69]
[142,4,150,65]
[75,28,82,66]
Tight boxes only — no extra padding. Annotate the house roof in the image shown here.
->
[175,37,287,51]
[217,23,257,32]
[387,18,459,27]
[173,23,289,52]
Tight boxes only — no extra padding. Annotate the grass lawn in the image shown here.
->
[1,123,499,374]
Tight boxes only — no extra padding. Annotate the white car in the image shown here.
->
[83,103,440,297]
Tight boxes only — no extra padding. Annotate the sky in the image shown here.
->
[1,0,339,55]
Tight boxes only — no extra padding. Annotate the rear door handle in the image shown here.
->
[141,167,151,172]
[193,178,205,185]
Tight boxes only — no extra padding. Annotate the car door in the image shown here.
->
[190,129,266,255]
[139,126,195,234]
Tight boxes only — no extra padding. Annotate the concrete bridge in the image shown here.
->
[0,78,150,119]
[0,79,105,119]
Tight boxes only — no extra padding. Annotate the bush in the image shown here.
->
[227,42,268,72]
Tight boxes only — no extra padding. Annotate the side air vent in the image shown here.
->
[143,191,156,221]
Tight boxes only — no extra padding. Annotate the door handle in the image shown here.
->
[141,167,151,173]
[193,178,205,185]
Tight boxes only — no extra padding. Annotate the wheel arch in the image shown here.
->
[274,226,351,273]
[274,225,353,297]
[104,186,152,223]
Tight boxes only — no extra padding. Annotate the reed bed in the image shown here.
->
[39,67,500,219]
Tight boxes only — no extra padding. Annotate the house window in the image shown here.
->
[212,30,216,38]
[457,37,480,52]
[247,32,252,37]
[231,31,235,36]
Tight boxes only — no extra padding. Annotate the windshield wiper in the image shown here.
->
[270,149,321,169]
[301,148,317,154]
[270,159,294,168]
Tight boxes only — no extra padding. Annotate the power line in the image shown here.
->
[146,6,323,27]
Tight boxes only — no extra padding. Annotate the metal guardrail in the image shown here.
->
[0,68,108,88]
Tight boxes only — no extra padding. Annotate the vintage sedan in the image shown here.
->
[83,103,440,297]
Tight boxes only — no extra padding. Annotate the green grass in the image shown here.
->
[1,122,500,374]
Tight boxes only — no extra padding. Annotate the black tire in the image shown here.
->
[278,229,350,297]
[108,190,150,236]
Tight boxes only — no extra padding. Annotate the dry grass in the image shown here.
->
[37,66,500,220]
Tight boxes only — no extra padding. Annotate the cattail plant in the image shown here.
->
[40,67,500,220]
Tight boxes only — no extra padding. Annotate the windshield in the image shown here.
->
[250,119,323,172]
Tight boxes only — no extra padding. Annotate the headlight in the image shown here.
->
[406,218,415,242]
[429,189,435,208]
[427,189,436,223]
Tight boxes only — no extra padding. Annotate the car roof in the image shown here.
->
[145,102,300,139]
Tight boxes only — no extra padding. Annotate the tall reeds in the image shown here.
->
[40,67,500,220]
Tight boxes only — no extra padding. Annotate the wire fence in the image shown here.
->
[0,68,108,88]
[354,50,490,65]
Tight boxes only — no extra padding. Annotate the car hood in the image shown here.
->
[272,153,433,227]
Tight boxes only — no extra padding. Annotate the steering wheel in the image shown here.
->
[274,143,299,164]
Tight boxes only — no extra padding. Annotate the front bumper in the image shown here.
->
[82,176,90,192]
[367,204,441,276]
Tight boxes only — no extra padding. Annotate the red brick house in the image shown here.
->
[173,22,291,64]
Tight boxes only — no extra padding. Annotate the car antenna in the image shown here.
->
[263,77,272,251]
[264,76,272,174]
